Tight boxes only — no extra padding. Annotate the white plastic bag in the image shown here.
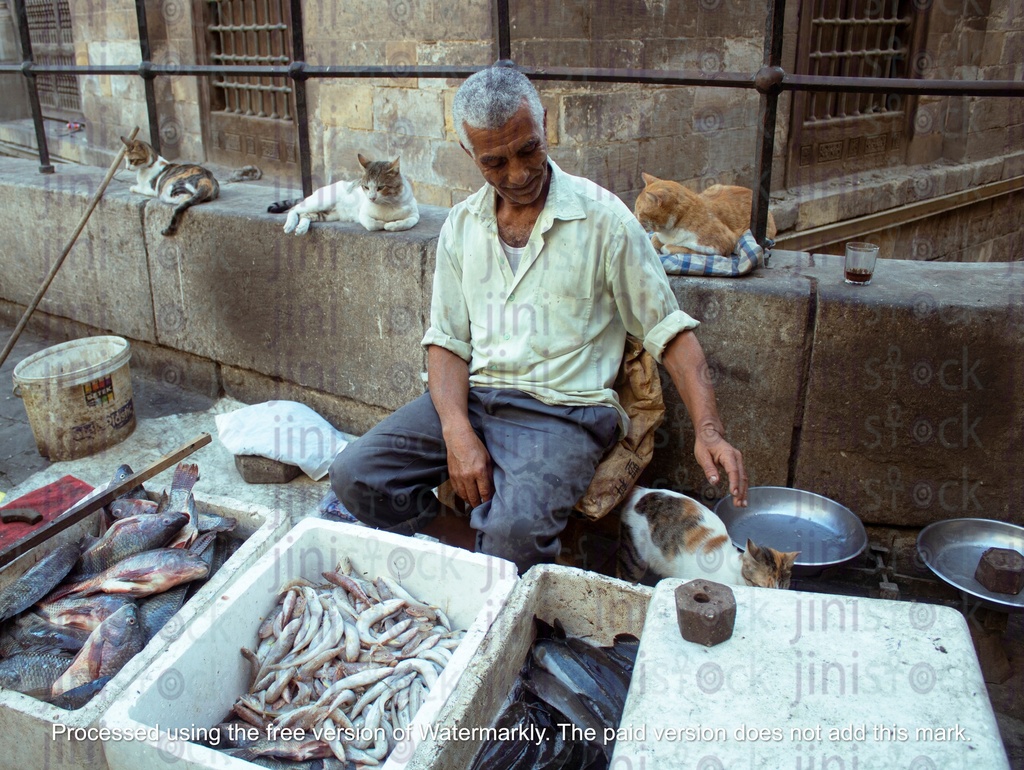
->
[214,401,350,481]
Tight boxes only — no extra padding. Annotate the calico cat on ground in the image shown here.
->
[634,172,777,257]
[617,486,799,588]
[268,154,419,235]
[121,136,219,237]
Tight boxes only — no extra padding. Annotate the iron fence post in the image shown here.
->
[492,0,511,61]
[751,0,787,251]
[135,0,161,155]
[10,0,53,173]
[290,0,312,197]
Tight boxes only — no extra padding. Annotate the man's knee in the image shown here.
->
[329,443,373,515]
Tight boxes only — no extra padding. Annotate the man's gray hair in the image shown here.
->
[453,65,544,154]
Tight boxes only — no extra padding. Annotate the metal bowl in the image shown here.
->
[917,518,1024,611]
[714,486,868,575]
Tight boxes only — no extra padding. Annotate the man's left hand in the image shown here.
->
[694,425,748,507]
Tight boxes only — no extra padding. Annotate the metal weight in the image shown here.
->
[675,580,736,647]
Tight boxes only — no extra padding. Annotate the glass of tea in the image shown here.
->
[844,242,879,285]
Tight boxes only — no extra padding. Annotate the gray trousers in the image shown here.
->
[329,388,619,572]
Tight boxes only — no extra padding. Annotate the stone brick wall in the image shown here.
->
[2,1,1020,256]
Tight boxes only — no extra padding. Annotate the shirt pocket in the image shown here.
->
[528,291,594,358]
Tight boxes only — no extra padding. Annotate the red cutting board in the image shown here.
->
[0,475,95,551]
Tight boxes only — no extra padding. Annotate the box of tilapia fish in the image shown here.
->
[98,517,519,770]
[0,471,292,770]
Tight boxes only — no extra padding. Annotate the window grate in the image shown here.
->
[206,0,293,121]
[24,0,82,118]
[803,0,914,125]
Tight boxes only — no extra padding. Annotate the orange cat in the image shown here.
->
[634,172,776,256]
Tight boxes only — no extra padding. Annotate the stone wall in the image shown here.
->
[1,156,1021,531]
[2,0,1017,227]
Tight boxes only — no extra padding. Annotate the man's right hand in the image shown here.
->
[443,425,493,509]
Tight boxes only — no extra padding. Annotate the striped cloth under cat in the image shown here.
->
[655,229,773,277]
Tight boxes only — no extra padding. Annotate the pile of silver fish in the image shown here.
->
[469,618,639,770]
[0,462,240,709]
[204,561,464,767]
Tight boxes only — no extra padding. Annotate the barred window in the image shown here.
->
[787,0,927,185]
[24,0,83,121]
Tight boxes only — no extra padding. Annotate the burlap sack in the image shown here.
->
[574,335,665,520]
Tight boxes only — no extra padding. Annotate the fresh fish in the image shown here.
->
[110,464,148,501]
[0,544,80,623]
[72,512,188,577]
[156,462,200,514]
[0,651,73,698]
[0,612,90,656]
[51,603,145,698]
[197,512,238,534]
[49,674,113,710]
[522,666,609,755]
[563,636,630,706]
[138,585,187,642]
[35,594,135,632]
[109,498,158,520]
[48,549,210,600]
[532,640,621,726]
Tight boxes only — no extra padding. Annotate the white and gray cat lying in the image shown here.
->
[268,154,419,235]
[618,486,799,588]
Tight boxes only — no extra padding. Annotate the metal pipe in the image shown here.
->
[0,61,1020,98]
[289,0,311,197]
[750,0,787,250]
[135,0,161,154]
[9,0,52,173]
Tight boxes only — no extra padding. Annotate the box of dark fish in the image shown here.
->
[424,564,653,770]
[0,487,291,770]
[99,518,518,770]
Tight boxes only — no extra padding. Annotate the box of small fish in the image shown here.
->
[98,517,519,770]
[423,563,653,770]
[0,462,292,770]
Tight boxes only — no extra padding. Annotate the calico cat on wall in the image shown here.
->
[634,172,777,257]
[121,136,219,237]
[268,154,419,235]
[618,486,799,588]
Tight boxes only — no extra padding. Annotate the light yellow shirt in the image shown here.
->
[421,159,699,432]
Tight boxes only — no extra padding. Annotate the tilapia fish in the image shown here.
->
[109,498,158,520]
[0,651,74,699]
[0,612,90,656]
[0,544,80,624]
[48,549,210,600]
[49,674,113,710]
[51,603,145,698]
[109,495,237,536]
[35,594,136,633]
[160,463,201,549]
[73,512,188,577]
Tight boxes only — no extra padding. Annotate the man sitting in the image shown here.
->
[330,64,748,573]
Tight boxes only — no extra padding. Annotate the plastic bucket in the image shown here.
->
[12,336,136,461]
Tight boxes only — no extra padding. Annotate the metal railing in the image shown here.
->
[2,0,1022,246]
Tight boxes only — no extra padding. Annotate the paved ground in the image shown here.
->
[1,320,1022,767]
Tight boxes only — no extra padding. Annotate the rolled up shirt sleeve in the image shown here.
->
[607,218,700,363]
[421,218,473,362]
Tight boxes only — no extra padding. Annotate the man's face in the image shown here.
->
[463,103,549,207]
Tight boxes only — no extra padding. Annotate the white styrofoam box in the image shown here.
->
[417,563,654,770]
[612,579,1010,769]
[0,492,290,770]
[99,518,519,770]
